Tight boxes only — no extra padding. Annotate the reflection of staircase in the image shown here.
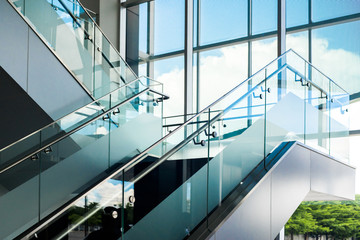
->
[129,155,208,225]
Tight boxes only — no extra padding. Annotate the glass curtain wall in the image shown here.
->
[137,0,360,114]
[136,0,360,189]
[136,1,359,148]
[139,0,279,117]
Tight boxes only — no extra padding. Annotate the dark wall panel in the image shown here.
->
[126,6,139,75]
[0,66,53,149]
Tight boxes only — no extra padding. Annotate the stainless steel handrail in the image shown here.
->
[0,88,151,174]
[64,0,97,16]
[75,57,342,188]
[59,56,289,193]
[287,65,328,95]
[106,50,337,180]
[56,0,130,86]
[289,49,348,94]
[25,60,280,239]
[18,50,347,240]
[116,57,351,203]
[7,0,95,99]
[0,76,164,153]
[75,0,140,80]
[138,75,164,86]
[162,103,276,120]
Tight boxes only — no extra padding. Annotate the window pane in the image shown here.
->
[199,44,248,109]
[349,101,360,131]
[286,31,308,60]
[154,56,184,117]
[286,0,308,28]
[154,0,184,55]
[252,37,277,73]
[349,135,360,182]
[252,0,277,35]
[193,53,198,112]
[194,0,198,47]
[312,21,360,94]
[139,63,147,76]
[200,0,247,45]
[313,0,360,22]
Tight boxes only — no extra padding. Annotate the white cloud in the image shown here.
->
[312,38,360,92]
[199,44,248,109]
[78,180,134,208]
[157,68,184,117]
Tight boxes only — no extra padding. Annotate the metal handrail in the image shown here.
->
[162,103,277,121]
[118,56,351,201]
[138,75,164,87]
[18,50,346,239]
[86,55,346,186]
[0,76,163,153]
[53,59,351,238]
[56,0,130,86]
[63,0,97,16]
[45,67,278,238]
[49,1,95,24]
[74,0,140,81]
[0,87,163,174]
[0,0,171,171]
[288,49,348,94]
[63,55,289,189]
[287,65,328,95]
[163,113,264,129]
[101,50,337,178]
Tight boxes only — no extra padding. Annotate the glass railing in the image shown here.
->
[17,50,349,240]
[0,76,167,240]
[0,76,162,171]
[9,0,136,99]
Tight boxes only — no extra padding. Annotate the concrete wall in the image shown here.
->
[80,0,139,74]
[0,0,92,120]
[80,0,121,50]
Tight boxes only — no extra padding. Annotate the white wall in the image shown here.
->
[0,0,92,120]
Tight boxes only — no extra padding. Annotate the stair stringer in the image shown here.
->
[207,142,355,240]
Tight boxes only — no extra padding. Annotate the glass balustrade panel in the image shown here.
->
[30,171,126,239]
[304,77,329,153]
[0,79,145,170]
[0,157,40,240]
[208,70,265,212]
[265,67,305,156]
[123,137,208,240]
[109,94,163,166]
[329,82,350,161]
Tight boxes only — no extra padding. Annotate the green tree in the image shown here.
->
[286,205,318,240]
[286,195,360,239]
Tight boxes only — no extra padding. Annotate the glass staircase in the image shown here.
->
[0,49,349,240]
[1,1,350,239]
